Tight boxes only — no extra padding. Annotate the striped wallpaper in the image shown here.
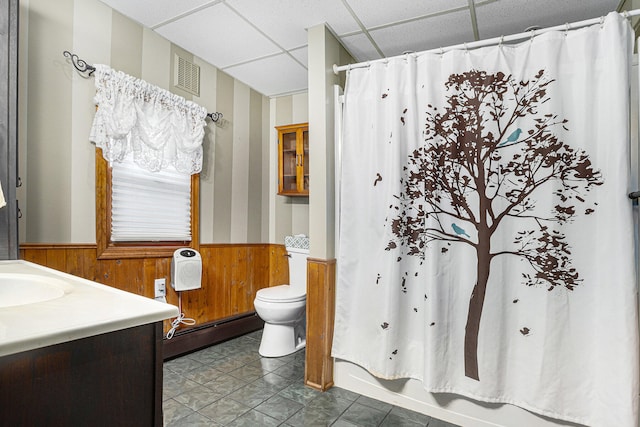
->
[17,0,306,245]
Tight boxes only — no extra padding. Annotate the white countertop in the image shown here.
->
[0,260,179,357]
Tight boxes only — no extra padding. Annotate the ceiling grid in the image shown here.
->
[98,0,622,97]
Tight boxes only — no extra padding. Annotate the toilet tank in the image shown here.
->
[287,247,309,292]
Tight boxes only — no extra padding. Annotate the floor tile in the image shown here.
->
[233,350,262,365]
[172,384,225,411]
[166,411,222,427]
[202,373,248,396]
[337,401,389,426]
[272,361,305,380]
[164,356,205,375]
[331,419,361,427]
[163,331,461,427]
[188,347,227,365]
[228,363,268,382]
[254,394,304,421]
[355,394,394,413]
[277,381,323,405]
[305,393,353,418]
[253,372,293,391]
[210,356,247,373]
[388,405,432,425]
[162,398,194,426]
[226,381,278,407]
[226,408,281,427]
[379,412,427,427]
[163,370,202,399]
[183,365,225,385]
[250,356,287,372]
[324,386,360,402]
[197,398,252,425]
[283,405,339,426]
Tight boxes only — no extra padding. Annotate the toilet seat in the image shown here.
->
[256,284,305,303]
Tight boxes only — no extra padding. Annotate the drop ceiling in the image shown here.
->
[98,0,623,97]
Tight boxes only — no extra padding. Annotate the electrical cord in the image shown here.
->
[166,291,195,339]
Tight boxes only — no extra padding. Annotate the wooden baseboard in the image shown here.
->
[163,312,264,360]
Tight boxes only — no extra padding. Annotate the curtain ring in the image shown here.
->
[623,10,630,20]
[464,42,469,54]
[599,15,605,28]
[498,35,504,47]
[529,30,535,42]
[564,22,570,36]
[439,47,444,58]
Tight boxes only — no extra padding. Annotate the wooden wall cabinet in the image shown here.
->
[277,123,309,196]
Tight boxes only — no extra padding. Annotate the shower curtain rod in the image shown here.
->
[62,50,223,123]
[333,9,640,74]
[333,10,640,201]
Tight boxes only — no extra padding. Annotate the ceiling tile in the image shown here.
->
[340,33,384,62]
[99,0,217,28]
[289,46,309,68]
[371,9,474,58]
[224,55,308,97]
[347,0,468,29]
[475,0,620,40]
[154,3,281,69]
[226,0,360,49]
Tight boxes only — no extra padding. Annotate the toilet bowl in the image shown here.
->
[254,245,308,357]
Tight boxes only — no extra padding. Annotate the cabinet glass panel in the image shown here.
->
[303,130,309,191]
[282,132,297,177]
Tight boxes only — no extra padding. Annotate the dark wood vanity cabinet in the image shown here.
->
[0,322,165,426]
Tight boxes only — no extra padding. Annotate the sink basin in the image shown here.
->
[0,274,71,308]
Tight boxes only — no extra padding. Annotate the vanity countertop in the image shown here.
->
[0,260,179,357]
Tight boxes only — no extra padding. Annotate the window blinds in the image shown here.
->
[111,156,191,242]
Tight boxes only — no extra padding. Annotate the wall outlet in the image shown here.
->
[154,278,166,298]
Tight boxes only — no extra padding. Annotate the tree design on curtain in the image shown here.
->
[386,69,603,381]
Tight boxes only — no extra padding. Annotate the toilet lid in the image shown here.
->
[256,284,306,303]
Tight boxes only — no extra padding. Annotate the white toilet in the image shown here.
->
[254,245,308,357]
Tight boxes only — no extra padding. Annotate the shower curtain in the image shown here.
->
[332,12,639,427]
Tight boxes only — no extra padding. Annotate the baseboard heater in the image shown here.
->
[163,312,264,360]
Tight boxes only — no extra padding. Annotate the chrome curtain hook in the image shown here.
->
[499,35,504,47]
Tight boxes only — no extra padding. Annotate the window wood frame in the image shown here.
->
[95,148,200,259]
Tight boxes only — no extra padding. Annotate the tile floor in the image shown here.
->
[163,330,460,426]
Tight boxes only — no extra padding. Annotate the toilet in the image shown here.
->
[254,245,308,357]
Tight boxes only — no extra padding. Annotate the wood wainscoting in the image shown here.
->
[305,257,336,391]
[19,243,289,357]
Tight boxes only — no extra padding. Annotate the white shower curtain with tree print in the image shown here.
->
[332,12,639,426]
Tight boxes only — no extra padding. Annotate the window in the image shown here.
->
[96,149,199,259]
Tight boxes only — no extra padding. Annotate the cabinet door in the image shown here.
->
[280,129,299,194]
[300,129,309,193]
[277,123,309,196]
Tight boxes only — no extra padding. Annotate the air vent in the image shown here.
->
[174,54,200,96]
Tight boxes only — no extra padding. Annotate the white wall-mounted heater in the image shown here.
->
[171,248,202,291]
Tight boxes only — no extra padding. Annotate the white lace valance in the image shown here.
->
[89,64,207,175]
